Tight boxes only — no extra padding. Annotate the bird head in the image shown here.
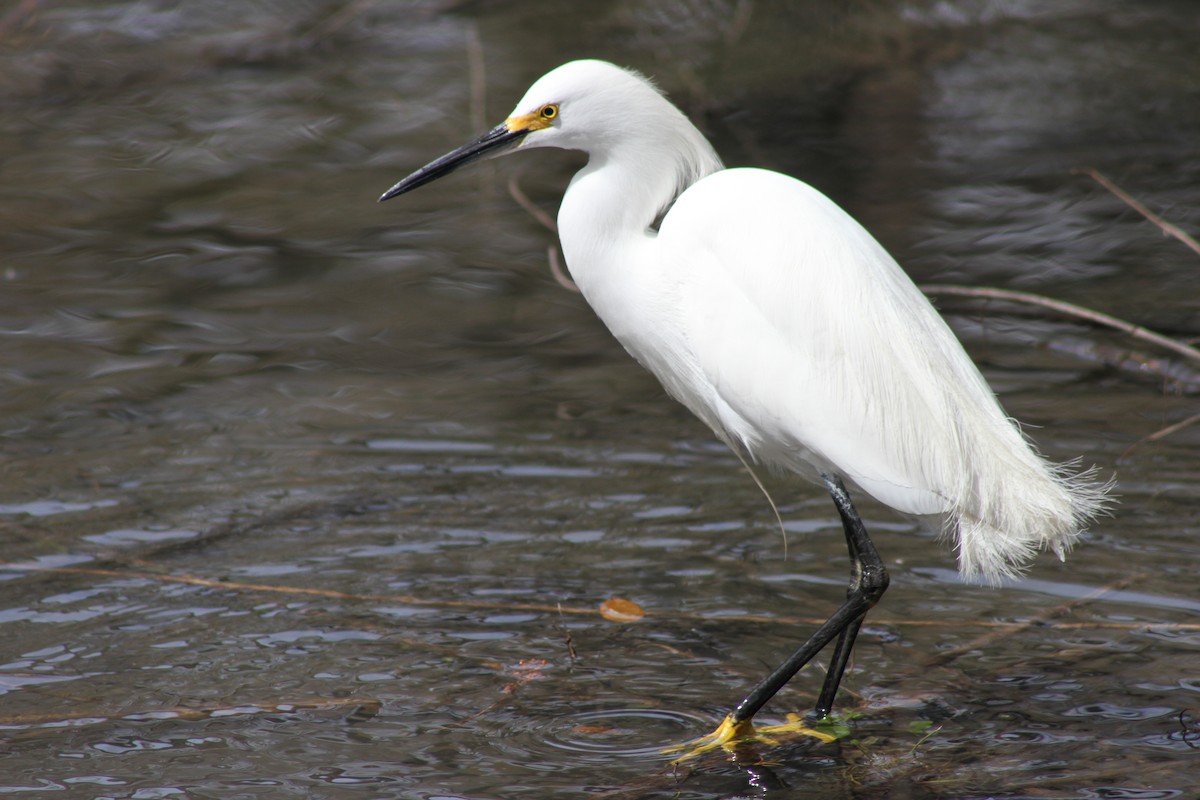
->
[378,60,662,201]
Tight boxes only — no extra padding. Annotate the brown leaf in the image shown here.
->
[599,597,645,623]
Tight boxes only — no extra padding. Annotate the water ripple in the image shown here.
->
[537,707,711,760]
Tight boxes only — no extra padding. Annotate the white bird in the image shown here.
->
[379,59,1111,752]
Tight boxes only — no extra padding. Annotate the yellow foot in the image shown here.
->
[664,713,838,762]
[663,714,755,761]
[756,713,840,744]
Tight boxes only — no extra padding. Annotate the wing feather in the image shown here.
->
[658,168,1004,516]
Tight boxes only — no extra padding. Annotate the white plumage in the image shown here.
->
[516,60,1108,582]
[380,58,1111,743]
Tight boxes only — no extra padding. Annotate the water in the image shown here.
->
[2,1,1199,797]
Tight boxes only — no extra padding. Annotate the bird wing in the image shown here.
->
[657,168,1003,517]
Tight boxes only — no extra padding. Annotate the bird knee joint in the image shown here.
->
[860,563,889,602]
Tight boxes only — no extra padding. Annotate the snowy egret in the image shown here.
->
[379,60,1111,751]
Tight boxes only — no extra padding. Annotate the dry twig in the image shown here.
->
[3,562,1197,633]
[1120,411,1200,460]
[547,245,579,292]
[0,697,380,731]
[506,175,579,291]
[922,571,1148,668]
[507,174,557,233]
[465,23,486,134]
[921,284,1200,366]
[1077,167,1200,259]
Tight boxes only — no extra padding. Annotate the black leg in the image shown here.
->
[812,612,866,719]
[728,473,889,725]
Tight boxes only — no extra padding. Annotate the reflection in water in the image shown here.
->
[0,1,1198,798]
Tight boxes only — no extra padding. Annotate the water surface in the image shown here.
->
[2,1,1199,798]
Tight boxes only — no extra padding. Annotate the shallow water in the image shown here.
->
[2,1,1199,798]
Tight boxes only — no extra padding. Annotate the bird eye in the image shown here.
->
[539,104,558,119]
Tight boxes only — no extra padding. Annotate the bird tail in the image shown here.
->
[948,445,1114,585]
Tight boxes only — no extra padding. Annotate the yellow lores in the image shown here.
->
[507,103,558,134]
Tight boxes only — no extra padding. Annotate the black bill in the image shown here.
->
[378,123,526,202]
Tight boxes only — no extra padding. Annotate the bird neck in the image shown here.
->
[556,120,722,291]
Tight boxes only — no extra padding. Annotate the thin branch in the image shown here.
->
[547,245,580,293]
[465,23,486,134]
[463,23,498,200]
[507,173,557,233]
[0,562,599,617]
[0,697,380,730]
[921,284,1200,366]
[506,175,578,291]
[3,562,1198,632]
[1120,411,1200,460]
[1077,167,1200,259]
[922,571,1149,668]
